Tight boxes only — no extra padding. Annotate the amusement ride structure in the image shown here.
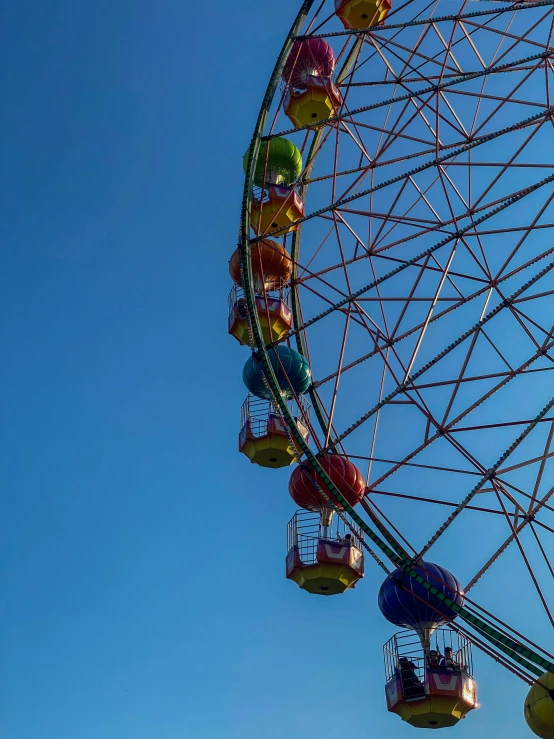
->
[228,0,554,733]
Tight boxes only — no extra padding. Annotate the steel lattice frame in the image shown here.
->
[239,0,554,680]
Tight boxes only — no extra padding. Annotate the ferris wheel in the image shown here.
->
[229,0,554,734]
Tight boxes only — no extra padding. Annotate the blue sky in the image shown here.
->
[0,1,548,737]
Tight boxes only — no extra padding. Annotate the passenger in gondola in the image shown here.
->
[399,657,425,699]
[344,533,352,544]
[440,647,457,670]
[427,649,441,668]
[237,297,248,319]
[398,656,415,679]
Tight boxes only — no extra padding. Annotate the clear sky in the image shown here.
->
[0,1,547,738]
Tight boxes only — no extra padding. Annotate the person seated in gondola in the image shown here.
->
[427,649,441,668]
[344,533,352,544]
[237,297,248,319]
[440,647,457,670]
[398,656,415,680]
[398,657,425,699]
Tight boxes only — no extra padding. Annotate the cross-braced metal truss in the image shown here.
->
[239,0,554,677]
